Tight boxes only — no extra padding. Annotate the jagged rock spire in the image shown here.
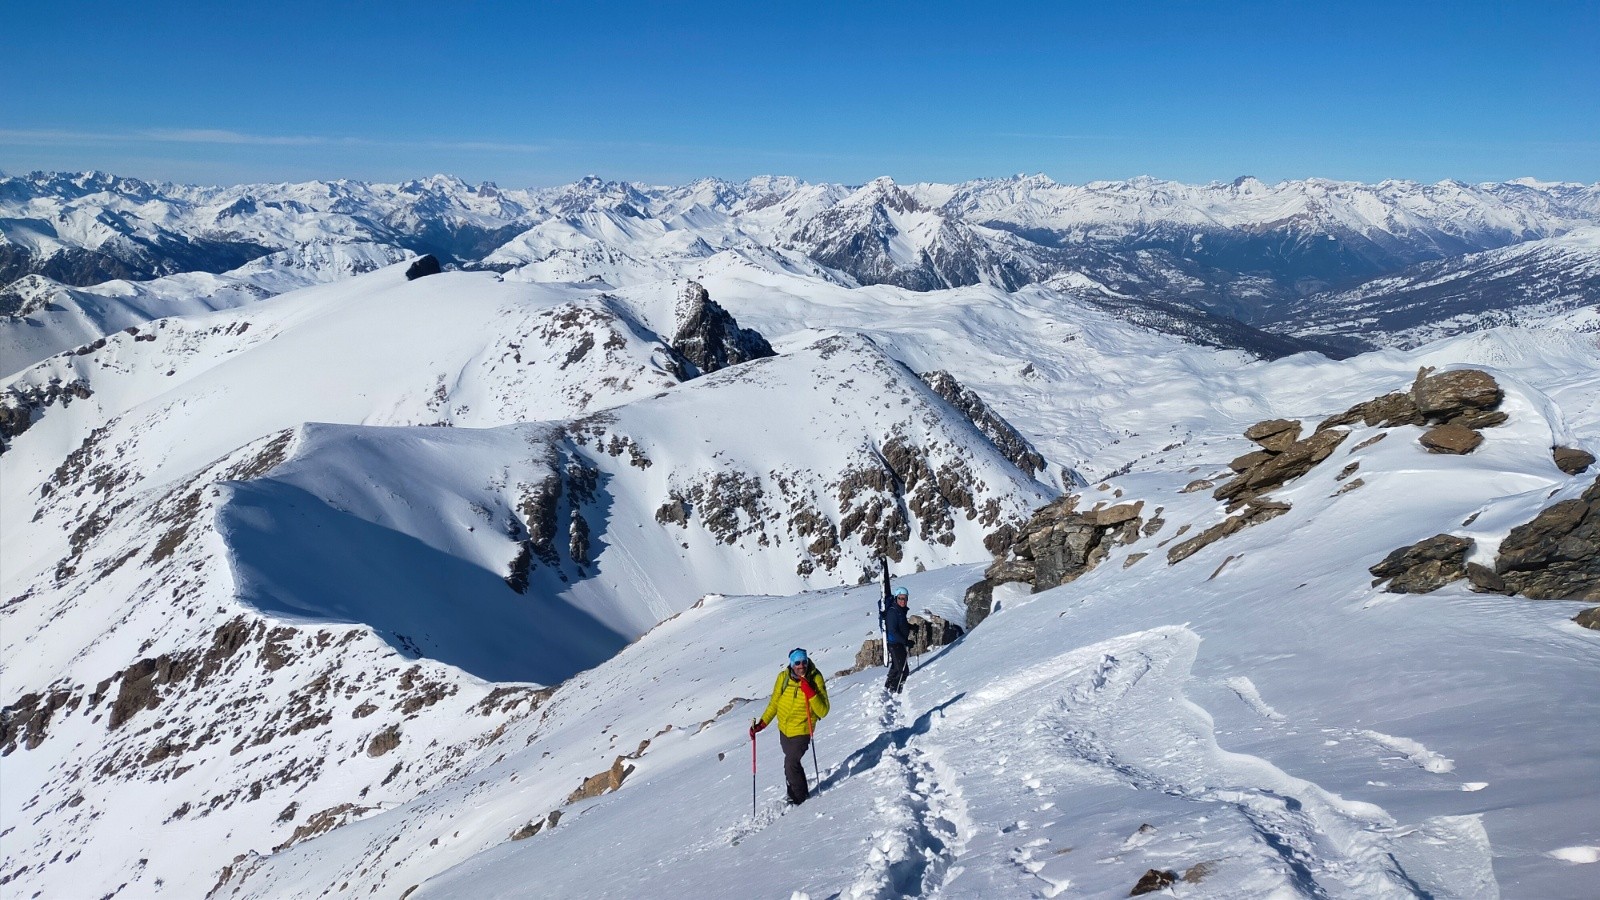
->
[668,281,775,378]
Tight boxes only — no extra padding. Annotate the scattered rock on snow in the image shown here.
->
[1553,446,1595,475]
[1319,367,1507,434]
[1574,607,1600,630]
[919,370,1047,477]
[1166,499,1290,565]
[1130,868,1179,895]
[365,724,401,758]
[567,756,636,804]
[1368,534,1473,594]
[1419,423,1484,455]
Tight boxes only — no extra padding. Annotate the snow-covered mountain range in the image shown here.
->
[2,168,1598,899]
[1265,227,1600,351]
[6,170,1598,363]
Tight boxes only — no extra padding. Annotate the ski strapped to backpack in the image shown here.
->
[879,556,892,667]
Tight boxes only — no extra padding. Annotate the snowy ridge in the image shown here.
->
[0,241,414,373]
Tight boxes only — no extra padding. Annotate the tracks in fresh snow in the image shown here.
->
[1029,628,1495,898]
[817,691,970,900]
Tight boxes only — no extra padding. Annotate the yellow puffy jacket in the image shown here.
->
[758,667,829,738]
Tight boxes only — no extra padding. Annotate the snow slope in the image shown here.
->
[0,261,1052,897]
[214,330,1600,898]
[0,241,413,375]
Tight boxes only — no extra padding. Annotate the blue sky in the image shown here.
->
[6,0,1597,187]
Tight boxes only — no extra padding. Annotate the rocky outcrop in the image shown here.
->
[1167,499,1290,565]
[1369,534,1474,594]
[1,378,93,452]
[1492,476,1600,600]
[1318,367,1507,455]
[667,281,775,378]
[1368,477,1599,600]
[1214,419,1347,506]
[1410,368,1505,426]
[1575,608,1600,630]
[1553,446,1595,475]
[403,255,442,280]
[964,496,1145,628]
[907,612,963,654]
[918,370,1046,477]
[1243,418,1302,452]
[566,756,635,804]
[845,609,964,674]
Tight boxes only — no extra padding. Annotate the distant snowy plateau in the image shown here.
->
[1,170,1598,899]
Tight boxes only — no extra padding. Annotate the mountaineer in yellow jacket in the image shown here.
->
[749,648,830,805]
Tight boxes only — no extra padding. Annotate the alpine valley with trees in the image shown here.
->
[2,169,1598,899]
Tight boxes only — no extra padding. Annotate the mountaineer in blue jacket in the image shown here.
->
[884,586,912,693]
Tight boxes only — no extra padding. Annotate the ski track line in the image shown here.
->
[840,692,970,900]
[1039,628,1489,899]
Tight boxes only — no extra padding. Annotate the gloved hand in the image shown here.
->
[799,678,817,700]
[749,720,766,739]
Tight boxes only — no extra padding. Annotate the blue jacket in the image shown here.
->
[884,601,911,646]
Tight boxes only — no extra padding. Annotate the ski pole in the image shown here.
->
[750,719,757,818]
[806,703,820,788]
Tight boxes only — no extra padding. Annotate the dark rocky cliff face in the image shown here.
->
[918,371,1046,478]
[667,282,775,378]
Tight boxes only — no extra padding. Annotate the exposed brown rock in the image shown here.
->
[1493,477,1600,600]
[1214,428,1349,504]
[849,638,884,674]
[1244,418,1302,452]
[365,724,401,758]
[968,493,1146,624]
[1228,450,1274,473]
[1553,446,1596,475]
[1350,432,1388,452]
[1419,424,1484,455]
[1131,869,1179,895]
[1318,391,1423,431]
[1465,563,1511,595]
[1167,500,1290,565]
[907,613,962,654]
[1412,368,1503,422]
[567,756,635,804]
[1575,607,1600,630]
[272,803,375,853]
[1093,500,1144,526]
[1448,409,1508,429]
[1369,534,1473,594]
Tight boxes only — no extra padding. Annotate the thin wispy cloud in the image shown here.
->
[0,128,547,154]
[996,132,1124,141]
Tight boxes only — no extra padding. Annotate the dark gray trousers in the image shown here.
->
[780,732,811,804]
[886,642,909,693]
